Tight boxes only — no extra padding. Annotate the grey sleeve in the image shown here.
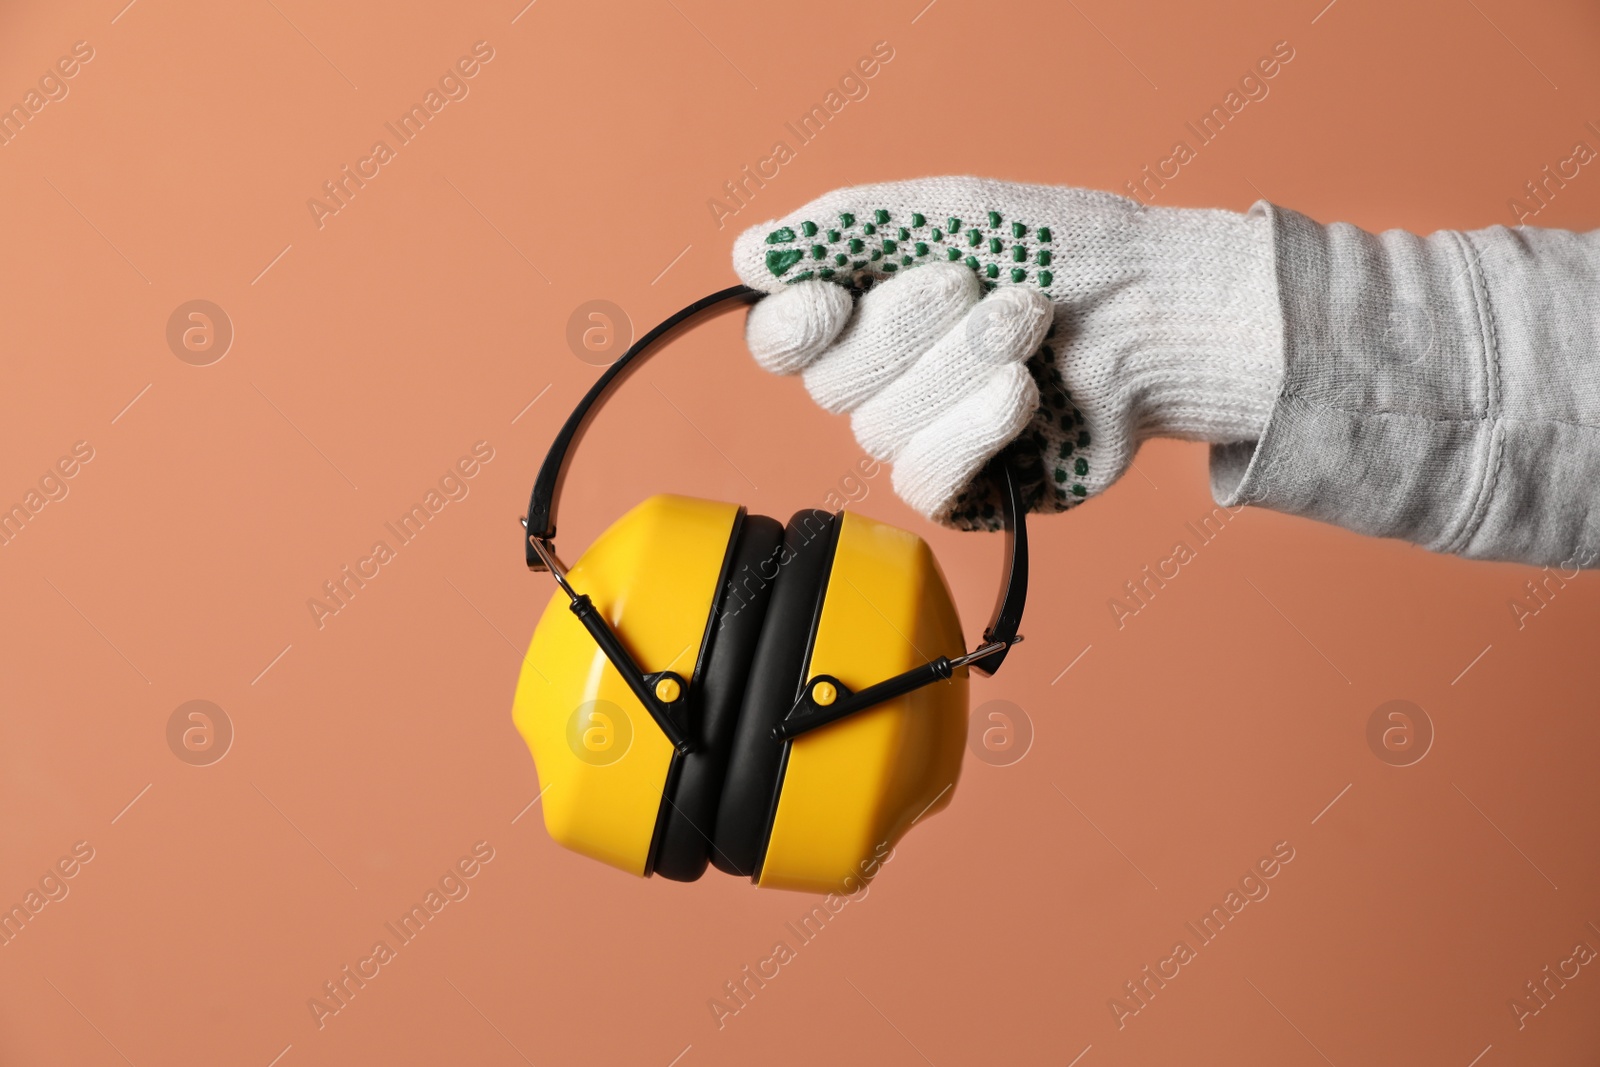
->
[1211,203,1600,569]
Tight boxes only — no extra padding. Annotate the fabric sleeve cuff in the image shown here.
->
[1209,202,1496,553]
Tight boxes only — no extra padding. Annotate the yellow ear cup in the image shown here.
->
[512,494,739,877]
[758,511,968,894]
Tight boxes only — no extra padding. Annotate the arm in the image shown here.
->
[734,178,1600,568]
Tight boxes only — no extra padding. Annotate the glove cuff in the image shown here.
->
[1067,202,1282,457]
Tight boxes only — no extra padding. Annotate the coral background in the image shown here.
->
[3,0,1599,1064]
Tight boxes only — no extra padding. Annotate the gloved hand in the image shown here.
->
[732,177,1285,529]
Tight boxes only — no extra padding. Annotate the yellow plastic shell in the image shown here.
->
[512,495,738,877]
[759,510,968,894]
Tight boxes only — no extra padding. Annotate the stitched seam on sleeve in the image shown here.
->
[1273,391,1600,433]
[1439,230,1503,555]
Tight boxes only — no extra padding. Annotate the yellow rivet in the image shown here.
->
[655,677,681,703]
[812,680,837,706]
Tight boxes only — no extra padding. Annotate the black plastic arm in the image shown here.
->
[566,593,691,754]
[524,284,763,567]
[969,450,1028,676]
[773,665,953,741]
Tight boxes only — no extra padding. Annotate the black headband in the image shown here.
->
[522,284,1029,751]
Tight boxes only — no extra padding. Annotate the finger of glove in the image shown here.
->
[889,362,1039,521]
[800,262,980,414]
[850,285,1052,461]
[744,280,853,376]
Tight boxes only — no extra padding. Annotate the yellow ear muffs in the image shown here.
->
[762,509,969,892]
[513,494,741,876]
[712,509,969,894]
[514,285,1030,895]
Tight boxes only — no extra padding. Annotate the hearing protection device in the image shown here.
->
[513,284,1030,894]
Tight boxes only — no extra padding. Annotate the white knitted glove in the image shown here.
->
[732,177,1285,528]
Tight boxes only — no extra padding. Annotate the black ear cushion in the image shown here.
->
[649,512,784,882]
[710,509,839,879]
